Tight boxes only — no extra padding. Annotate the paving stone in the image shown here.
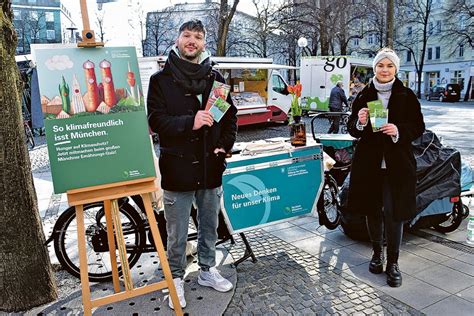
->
[224,230,424,314]
[30,139,431,316]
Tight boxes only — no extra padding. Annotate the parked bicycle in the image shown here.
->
[46,195,233,282]
[317,171,341,229]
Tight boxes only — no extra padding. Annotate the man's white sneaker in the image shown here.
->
[168,277,186,310]
[197,267,233,292]
[185,241,197,257]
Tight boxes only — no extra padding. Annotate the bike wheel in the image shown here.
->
[53,201,146,282]
[317,174,341,230]
[340,115,349,134]
[24,124,34,149]
[433,200,464,233]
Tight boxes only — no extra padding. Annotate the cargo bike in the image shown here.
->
[309,115,471,240]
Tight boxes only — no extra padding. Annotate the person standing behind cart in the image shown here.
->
[346,48,425,287]
[327,81,349,133]
[147,19,238,309]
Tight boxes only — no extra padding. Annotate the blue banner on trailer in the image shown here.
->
[221,144,324,233]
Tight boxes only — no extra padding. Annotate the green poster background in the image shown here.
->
[34,46,155,193]
[45,112,155,193]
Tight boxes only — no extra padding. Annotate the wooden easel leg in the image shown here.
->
[104,200,121,292]
[75,205,93,316]
[142,193,183,315]
[110,199,134,291]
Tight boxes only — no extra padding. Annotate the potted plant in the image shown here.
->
[288,82,303,123]
[287,82,306,146]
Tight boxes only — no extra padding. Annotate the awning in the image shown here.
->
[213,63,298,70]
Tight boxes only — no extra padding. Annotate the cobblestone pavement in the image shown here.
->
[27,105,473,314]
[29,135,49,173]
[224,230,423,315]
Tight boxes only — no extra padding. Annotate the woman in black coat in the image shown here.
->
[347,48,425,287]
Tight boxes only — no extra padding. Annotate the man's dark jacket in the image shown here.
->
[329,85,348,111]
[147,59,237,191]
[346,78,425,221]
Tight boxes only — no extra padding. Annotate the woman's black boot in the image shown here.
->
[369,242,384,274]
[386,252,402,287]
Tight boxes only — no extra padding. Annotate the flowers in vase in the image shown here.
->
[288,82,302,122]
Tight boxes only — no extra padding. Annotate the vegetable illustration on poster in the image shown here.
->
[33,46,155,193]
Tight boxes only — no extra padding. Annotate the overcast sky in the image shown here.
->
[65,0,258,34]
[62,0,258,53]
[151,0,257,14]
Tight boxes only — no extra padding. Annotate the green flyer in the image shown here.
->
[367,99,388,132]
[33,46,155,193]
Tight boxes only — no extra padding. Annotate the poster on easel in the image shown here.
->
[32,45,155,193]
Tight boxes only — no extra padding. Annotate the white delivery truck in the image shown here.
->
[299,56,373,112]
[138,56,296,126]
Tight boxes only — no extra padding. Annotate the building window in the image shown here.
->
[367,33,374,45]
[459,44,464,57]
[29,11,38,20]
[45,12,54,22]
[459,16,466,30]
[353,38,359,46]
[435,21,441,34]
[452,70,464,89]
[407,26,412,37]
[428,22,433,35]
[13,9,21,20]
[31,30,39,40]
[435,46,440,59]
[406,50,411,62]
[427,47,432,60]
[47,30,56,40]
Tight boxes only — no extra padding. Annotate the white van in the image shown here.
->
[299,56,373,112]
[138,56,296,126]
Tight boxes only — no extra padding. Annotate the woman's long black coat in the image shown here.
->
[347,78,425,221]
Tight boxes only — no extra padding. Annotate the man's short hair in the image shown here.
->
[336,81,343,87]
[179,19,206,36]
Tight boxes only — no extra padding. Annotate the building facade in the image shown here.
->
[395,0,473,99]
[12,0,76,54]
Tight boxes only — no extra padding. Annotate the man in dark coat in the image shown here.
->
[147,20,237,310]
[346,48,425,287]
[328,81,348,133]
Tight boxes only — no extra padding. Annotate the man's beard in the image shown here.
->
[180,47,202,61]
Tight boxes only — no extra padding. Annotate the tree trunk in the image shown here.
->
[0,1,57,312]
[319,0,329,55]
[386,0,394,48]
[216,0,239,56]
[417,69,423,99]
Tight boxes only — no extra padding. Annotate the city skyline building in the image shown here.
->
[12,0,77,54]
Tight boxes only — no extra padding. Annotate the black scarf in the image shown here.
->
[168,50,212,94]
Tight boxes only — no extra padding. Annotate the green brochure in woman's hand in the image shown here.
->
[367,100,388,132]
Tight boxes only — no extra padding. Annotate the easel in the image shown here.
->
[77,0,104,47]
[68,178,182,315]
[71,0,182,314]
